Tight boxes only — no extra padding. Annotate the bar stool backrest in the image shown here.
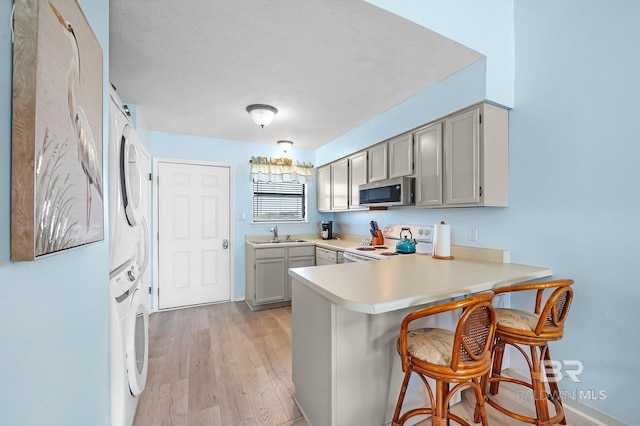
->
[452,298,496,371]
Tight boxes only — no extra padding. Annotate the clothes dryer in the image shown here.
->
[109,86,145,273]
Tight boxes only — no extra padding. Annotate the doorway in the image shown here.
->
[154,159,233,310]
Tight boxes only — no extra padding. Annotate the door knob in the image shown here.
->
[222,239,229,249]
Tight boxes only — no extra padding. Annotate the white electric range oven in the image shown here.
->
[342,224,433,263]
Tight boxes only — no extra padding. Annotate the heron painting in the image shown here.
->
[11,0,103,260]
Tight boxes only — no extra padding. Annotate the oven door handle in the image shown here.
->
[343,251,373,262]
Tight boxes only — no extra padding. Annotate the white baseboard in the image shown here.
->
[502,369,626,426]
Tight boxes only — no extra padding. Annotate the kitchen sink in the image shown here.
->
[250,239,307,244]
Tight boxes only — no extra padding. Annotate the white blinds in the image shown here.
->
[253,180,306,222]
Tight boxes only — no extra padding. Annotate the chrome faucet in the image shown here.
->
[270,225,279,242]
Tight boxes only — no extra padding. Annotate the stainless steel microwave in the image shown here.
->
[359,176,414,207]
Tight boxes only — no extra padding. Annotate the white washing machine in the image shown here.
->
[109,261,148,426]
[109,86,149,426]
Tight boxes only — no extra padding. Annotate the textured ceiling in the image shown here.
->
[109,0,483,149]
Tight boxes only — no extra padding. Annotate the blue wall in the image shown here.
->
[0,1,111,425]
[368,0,515,108]
[1,1,637,424]
[324,1,639,423]
[315,58,488,167]
[151,133,326,299]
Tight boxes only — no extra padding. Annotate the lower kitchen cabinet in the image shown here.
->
[286,248,316,300]
[255,256,287,304]
[245,243,315,310]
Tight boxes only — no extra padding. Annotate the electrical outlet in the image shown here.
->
[237,213,246,221]
[468,227,479,241]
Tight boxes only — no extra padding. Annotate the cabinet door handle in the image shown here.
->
[222,239,229,249]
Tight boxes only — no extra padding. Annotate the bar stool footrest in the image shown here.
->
[486,384,565,426]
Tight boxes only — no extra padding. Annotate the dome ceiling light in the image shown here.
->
[246,104,278,128]
[277,140,293,153]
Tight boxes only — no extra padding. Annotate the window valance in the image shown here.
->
[250,156,314,184]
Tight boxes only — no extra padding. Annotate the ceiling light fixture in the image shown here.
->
[277,140,294,153]
[246,104,278,128]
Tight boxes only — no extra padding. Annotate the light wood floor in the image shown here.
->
[134,302,598,426]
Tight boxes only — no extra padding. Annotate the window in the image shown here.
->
[253,180,306,222]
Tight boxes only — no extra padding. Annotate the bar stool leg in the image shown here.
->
[543,346,567,425]
[489,338,505,395]
[392,369,412,425]
[472,377,489,426]
[531,346,551,426]
[433,380,447,426]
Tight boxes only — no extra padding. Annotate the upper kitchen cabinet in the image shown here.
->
[348,151,367,209]
[414,122,443,207]
[388,133,414,178]
[317,165,331,212]
[367,143,387,182]
[330,158,349,211]
[317,102,508,212]
[368,133,414,183]
[443,103,508,207]
[317,152,368,212]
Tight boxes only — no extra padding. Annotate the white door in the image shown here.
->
[157,161,231,309]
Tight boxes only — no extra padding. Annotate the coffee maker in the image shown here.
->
[321,221,333,240]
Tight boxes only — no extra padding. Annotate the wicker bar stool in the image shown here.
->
[484,279,574,426]
[392,291,496,426]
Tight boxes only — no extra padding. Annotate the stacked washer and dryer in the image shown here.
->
[108,86,151,426]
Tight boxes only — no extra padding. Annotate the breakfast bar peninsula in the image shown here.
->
[288,252,552,426]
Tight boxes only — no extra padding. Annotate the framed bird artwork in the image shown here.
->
[11,0,103,260]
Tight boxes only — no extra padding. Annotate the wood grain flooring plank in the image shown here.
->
[244,365,289,425]
[187,405,223,426]
[225,305,292,425]
[145,381,188,426]
[188,329,218,413]
[189,305,211,332]
[256,335,300,421]
[158,329,190,385]
[212,350,256,424]
[208,307,257,424]
[135,302,597,426]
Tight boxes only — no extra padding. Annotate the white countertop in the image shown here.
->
[245,234,365,250]
[288,255,552,314]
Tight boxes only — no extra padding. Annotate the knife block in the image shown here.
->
[371,230,384,246]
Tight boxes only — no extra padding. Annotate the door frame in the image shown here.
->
[152,157,235,312]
